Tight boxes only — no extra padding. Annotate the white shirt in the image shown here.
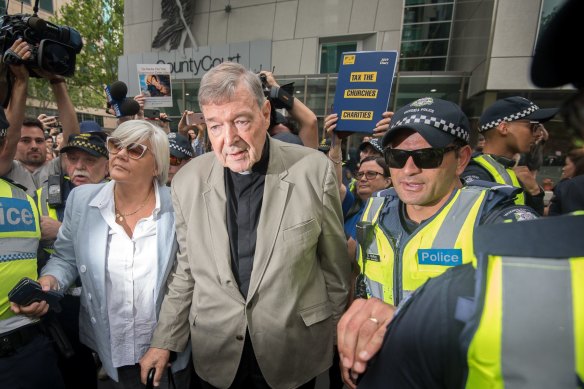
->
[99,181,161,368]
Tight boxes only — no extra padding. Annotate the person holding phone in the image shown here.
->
[178,110,207,156]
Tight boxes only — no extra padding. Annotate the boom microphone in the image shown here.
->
[104,80,139,118]
[109,81,128,101]
[119,99,140,117]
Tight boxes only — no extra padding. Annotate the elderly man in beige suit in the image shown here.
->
[140,62,351,389]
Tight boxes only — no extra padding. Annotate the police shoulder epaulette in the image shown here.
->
[374,187,397,198]
[0,176,29,192]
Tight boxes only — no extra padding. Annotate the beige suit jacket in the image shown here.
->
[151,137,351,388]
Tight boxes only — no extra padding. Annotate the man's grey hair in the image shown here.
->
[198,62,265,109]
[110,120,169,185]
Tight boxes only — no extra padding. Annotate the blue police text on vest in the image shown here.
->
[418,249,463,266]
[0,198,36,233]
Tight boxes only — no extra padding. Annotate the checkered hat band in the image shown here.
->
[392,114,469,142]
[0,128,7,138]
[480,103,540,132]
[69,140,108,158]
[170,143,193,158]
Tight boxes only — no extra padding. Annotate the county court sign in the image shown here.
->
[118,40,272,96]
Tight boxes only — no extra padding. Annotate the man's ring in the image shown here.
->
[368,317,379,325]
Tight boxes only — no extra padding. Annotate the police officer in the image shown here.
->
[354,97,536,308]
[0,107,65,388]
[461,96,557,215]
[167,132,194,185]
[338,2,584,387]
[35,131,108,389]
[37,132,109,258]
[339,215,584,389]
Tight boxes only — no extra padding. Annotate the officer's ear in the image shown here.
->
[497,122,509,136]
[456,144,472,175]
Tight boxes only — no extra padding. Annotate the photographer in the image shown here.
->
[2,40,80,196]
[259,70,319,149]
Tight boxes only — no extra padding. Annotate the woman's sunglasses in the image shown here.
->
[383,145,459,169]
[106,137,149,160]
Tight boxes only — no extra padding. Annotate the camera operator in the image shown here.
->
[259,70,319,149]
[0,38,30,178]
[2,40,80,196]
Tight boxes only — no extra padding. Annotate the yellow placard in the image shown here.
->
[343,55,356,65]
[350,72,377,82]
[343,89,378,98]
[341,111,374,120]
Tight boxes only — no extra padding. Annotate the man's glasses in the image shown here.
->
[355,171,385,180]
[106,137,149,160]
[384,145,459,169]
[169,155,186,166]
[515,120,542,134]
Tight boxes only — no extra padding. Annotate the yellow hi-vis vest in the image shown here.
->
[358,186,488,306]
[0,178,41,321]
[473,154,525,205]
[463,214,584,388]
[36,184,59,221]
[35,184,59,255]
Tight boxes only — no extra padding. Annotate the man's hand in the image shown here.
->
[372,111,393,138]
[6,38,31,81]
[259,70,279,88]
[40,216,62,240]
[10,275,60,317]
[534,124,549,145]
[337,298,395,389]
[324,113,342,147]
[33,67,65,84]
[178,110,199,133]
[324,113,339,135]
[513,165,541,195]
[134,93,146,119]
[37,114,59,131]
[140,347,171,387]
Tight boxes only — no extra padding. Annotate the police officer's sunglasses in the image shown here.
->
[515,120,542,134]
[106,137,149,160]
[383,145,460,169]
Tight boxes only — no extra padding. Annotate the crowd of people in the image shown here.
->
[0,1,583,389]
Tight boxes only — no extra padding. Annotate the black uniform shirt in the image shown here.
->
[358,264,476,389]
[225,139,269,298]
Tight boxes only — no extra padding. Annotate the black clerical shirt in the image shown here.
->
[225,139,269,298]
